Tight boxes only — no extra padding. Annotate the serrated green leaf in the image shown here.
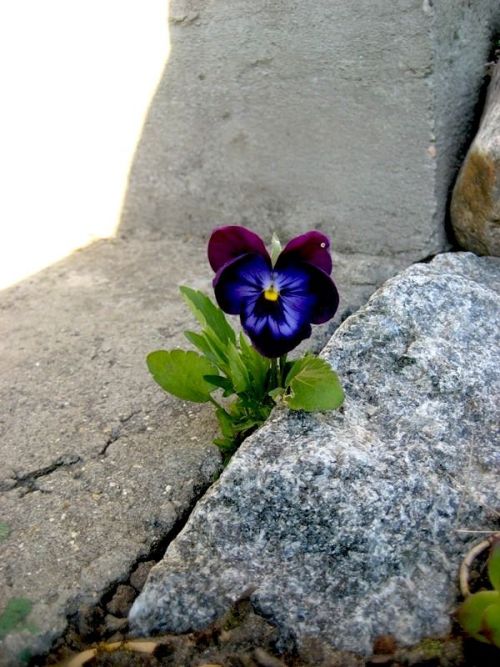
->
[488,540,500,592]
[180,287,236,345]
[147,350,218,403]
[284,355,344,412]
[481,601,500,647]
[457,590,500,642]
[0,598,34,640]
[0,522,9,542]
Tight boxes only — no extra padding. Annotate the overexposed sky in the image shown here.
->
[0,1,170,288]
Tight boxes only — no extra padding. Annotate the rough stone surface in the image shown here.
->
[120,1,499,261]
[451,60,500,255]
[130,253,500,655]
[0,231,401,666]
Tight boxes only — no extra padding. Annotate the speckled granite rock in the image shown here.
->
[130,253,500,655]
[451,61,500,255]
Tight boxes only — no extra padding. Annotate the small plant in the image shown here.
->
[0,521,10,542]
[0,598,36,641]
[147,226,344,461]
[457,537,500,648]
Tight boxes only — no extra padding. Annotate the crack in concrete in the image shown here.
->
[99,409,143,456]
[47,478,215,661]
[0,454,82,494]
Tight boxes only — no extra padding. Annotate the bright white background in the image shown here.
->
[0,1,170,288]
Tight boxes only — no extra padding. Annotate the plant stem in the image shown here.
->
[270,357,278,388]
[279,354,287,386]
[209,395,227,413]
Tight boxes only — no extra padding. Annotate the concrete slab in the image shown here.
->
[0,236,225,664]
[0,233,406,665]
[120,0,500,260]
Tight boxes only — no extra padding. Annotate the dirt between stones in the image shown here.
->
[41,575,499,667]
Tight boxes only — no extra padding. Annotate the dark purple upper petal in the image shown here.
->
[208,226,270,273]
[276,230,333,275]
[213,253,272,315]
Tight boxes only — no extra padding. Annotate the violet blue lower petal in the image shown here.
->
[277,230,333,275]
[242,295,313,357]
[213,254,272,315]
[303,263,340,324]
[244,317,312,358]
[208,226,270,273]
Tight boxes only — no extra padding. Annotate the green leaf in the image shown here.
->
[147,350,218,403]
[284,355,344,412]
[180,287,236,345]
[457,590,500,642]
[239,333,269,396]
[227,343,251,393]
[204,374,234,396]
[216,408,235,439]
[488,540,500,592]
[0,598,34,640]
[0,522,9,542]
[203,328,230,366]
[268,387,285,402]
[213,437,236,453]
[185,331,220,364]
[481,602,500,647]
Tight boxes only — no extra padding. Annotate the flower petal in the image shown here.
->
[304,264,340,324]
[274,263,338,325]
[208,226,270,272]
[242,307,312,358]
[213,254,271,315]
[277,230,333,275]
[241,266,316,357]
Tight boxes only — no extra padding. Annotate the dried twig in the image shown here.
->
[459,532,500,598]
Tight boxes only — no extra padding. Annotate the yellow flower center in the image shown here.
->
[263,285,280,302]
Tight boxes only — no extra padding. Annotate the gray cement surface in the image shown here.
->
[120,0,499,261]
[0,233,406,665]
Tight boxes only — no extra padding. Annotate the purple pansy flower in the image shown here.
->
[208,226,339,358]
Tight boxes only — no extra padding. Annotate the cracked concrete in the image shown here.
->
[0,231,407,665]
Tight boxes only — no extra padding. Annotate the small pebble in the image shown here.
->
[130,560,155,591]
[106,584,136,617]
[104,613,128,634]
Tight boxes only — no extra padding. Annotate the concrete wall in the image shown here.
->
[120,0,500,262]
